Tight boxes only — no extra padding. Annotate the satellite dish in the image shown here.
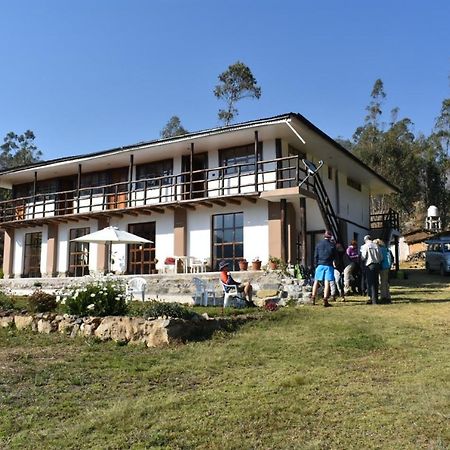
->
[298,159,324,187]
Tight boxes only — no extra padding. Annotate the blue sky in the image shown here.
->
[0,0,449,160]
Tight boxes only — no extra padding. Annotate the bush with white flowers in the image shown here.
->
[57,275,128,317]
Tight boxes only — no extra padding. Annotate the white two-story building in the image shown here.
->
[0,113,399,278]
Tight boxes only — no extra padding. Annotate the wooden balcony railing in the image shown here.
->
[0,155,314,223]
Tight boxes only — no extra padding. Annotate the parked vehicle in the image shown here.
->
[425,238,450,275]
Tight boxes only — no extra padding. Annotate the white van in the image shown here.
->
[425,238,450,276]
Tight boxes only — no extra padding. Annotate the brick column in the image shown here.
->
[268,202,282,260]
[97,217,110,274]
[174,207,187,256]
[45,223,58,277]
[287,203,297,264]
[299,197,307,266]
[2,228,15,279]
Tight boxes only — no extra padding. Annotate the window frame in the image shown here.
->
[135,159,174,189]
[211,212,244,271]
[219,143,262,176]
[23,232,42,277]
[68,227,90,277]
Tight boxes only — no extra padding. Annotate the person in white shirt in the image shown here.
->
[360,235,382,304]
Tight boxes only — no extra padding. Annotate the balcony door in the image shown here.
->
[107,168,128,209]
[181,153,208,199]
[127,222,156,274]
[57,177,76,215]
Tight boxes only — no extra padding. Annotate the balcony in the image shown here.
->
[0,155,315,226]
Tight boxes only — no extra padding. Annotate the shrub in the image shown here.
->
[143,301,197,320]
[28,289,57,313]
[58,275,128,317]
[0,291,15,310]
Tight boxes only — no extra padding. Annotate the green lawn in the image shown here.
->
[0,269,449,449]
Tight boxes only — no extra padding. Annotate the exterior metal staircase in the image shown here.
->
[312,175,342,244]
[369,208,400,244]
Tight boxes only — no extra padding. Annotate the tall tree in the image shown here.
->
[0,130,42,170]
[160,116,188,139]
[352,80,422,223]
[424,98,450,227]
[214,61,261,125]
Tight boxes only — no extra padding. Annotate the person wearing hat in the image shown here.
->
[360,235,382,304]
[219,261,255,307]
[311,231,337,307]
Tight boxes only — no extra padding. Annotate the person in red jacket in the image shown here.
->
[219,260,254,307]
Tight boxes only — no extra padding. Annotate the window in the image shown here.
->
[23,232,42,277]
[347,177,361,191]
[219,143,262,176]
[127,222,156,274]
[12,183,33,199]
[212,212,244,271]
[36,180,59,201]
[80,171,111,196]
[136,159,173,188]
[68,228,90,277]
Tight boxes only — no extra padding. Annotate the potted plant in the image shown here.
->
[252,257,262,271]
[268,256,281,270]
[238,259,248,271]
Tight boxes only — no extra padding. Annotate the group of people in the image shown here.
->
[311,232,393,306]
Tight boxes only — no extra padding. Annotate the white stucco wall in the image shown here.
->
[187,201,269,268]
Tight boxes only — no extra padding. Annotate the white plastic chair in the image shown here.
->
[221,281,245,308]
[205,281,217,306]
[127,277,147,302]
[192,277,207,306]
[190,257,209,273]
[163,257,176,274]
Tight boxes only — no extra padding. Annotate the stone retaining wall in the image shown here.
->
[0,311,253,347]
[0,271,291,303]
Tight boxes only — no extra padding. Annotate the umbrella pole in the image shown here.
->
[108,241,112,274]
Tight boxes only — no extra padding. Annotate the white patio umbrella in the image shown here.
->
[71,226,153,273]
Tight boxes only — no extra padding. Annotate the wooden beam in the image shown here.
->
[211,199,226,207]
[198,201,213,208]
[124,210,139,216]
[138,209,153,216]
[244,197,257,204]
[148,207,165,214]
[226,198,241,205]
[102,211,124,218]
[179,203,196,210]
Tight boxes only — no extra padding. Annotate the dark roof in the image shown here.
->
[0,112,399,192]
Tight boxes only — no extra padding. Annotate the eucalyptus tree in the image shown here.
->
[160,116,188,139]
[214,61,261,125]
